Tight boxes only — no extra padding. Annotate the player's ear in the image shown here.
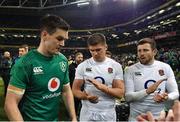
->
[153,48,158,56]
[41,30,48,41]
[105,44,108,51]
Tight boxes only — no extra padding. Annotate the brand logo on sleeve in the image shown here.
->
[48,77,60,92]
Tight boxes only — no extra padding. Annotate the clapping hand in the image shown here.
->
[136,100,180,122]
[87,79,105,91]
[83,91,99,104]
[154,92,168,103]
[146,78,167,94]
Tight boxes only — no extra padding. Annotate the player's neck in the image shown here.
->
[37,46,52,57]
[93,57,106,62]
[146,59,155,65]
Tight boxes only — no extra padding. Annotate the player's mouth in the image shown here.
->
[140,57,146,60]
[56,47,60,51]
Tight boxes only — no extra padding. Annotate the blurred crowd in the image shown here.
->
[0,46,179,84]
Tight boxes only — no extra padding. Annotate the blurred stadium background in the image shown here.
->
[0,0,179,121]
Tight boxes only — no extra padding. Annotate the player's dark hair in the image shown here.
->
[40,14,70,35]
[87,33,106,46]
[138,38,156,50]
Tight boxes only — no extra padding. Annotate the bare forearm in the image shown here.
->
[73,90,87,100]
[4,103,23,121]
[62,90,76,120]
[101,86,124,99]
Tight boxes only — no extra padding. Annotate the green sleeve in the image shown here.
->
[9,60,32,89]
[63,61,70,85]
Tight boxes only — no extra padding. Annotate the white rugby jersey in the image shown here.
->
[124,60,179,120]
[75,57,123,111]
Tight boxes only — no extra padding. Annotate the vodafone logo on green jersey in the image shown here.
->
[48,77,60,92]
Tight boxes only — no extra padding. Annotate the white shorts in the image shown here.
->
[80,106,116,121]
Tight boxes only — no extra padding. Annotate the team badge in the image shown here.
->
[86,67,92,72]
[48,77,60,92]
[59,61,66,72]
[108,67,113,73]
[159,69,164,76]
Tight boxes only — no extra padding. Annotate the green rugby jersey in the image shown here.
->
[10,49,69,121]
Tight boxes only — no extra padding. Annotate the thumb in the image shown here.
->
[146,111,155,122]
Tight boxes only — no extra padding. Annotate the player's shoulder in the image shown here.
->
[79,58,91,66]
[126,62,139,71]
[54,52,68,62]
[154,60,171,68]
[16,49,36,65]
[11,50,35,71]
[77,58,96,69]
[106,57,122,66]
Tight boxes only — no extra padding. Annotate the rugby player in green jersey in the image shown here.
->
[4,15,76,121]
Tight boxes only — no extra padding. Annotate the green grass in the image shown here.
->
[0,77,8,121]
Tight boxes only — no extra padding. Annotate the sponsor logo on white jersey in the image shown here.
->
[33,66,43,74]
[86,67,92,72]
[135,72,142,76]
[48,77,60,92]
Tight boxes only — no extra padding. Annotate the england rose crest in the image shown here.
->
[108,67,113,73]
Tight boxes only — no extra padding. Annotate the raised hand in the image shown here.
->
[87,79,105,90]
[154,92,168,103]
[83,91,99,104]
[146,78,167,94]
[136,101,180,122]
[136,111,155,122]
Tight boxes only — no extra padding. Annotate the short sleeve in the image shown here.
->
[9,60,32,89]
[124,67,135,93]
[114,62,124,80]
[74,63,84,80]
[63,61,70,85]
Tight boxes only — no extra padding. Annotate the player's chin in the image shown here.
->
[140,60,145,64]
[49,50,59,55]
[54,51,60,55]
[140,60,148,65]
[54,49,60,54]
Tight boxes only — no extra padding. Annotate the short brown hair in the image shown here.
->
[87,33,106,46]
[138,38,156,50]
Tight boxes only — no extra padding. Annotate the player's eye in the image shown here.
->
[56,36,65,41]
[89,48,102,52]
